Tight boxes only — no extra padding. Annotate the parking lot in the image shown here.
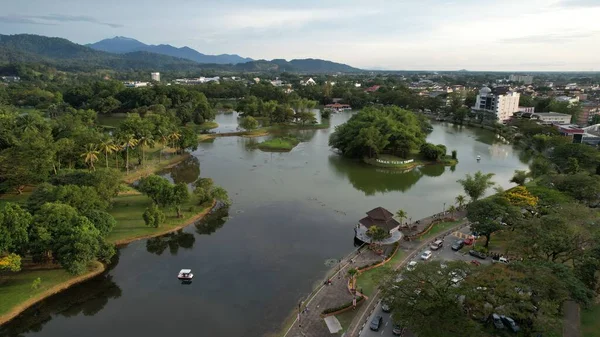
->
[360,226,491,337]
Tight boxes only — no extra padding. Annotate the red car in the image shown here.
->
[463,238,474,245]
[470,260,481,266]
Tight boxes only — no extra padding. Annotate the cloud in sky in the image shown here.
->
[1,0,600,71]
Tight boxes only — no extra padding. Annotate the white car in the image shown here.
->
[406,261,418,271]
[420,250,433,260]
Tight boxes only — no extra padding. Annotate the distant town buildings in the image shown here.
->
[174,76,220,85]
[364,85,381,93]
[555,96,580,106]
[472,86,520,122]
[270,79,284,87]
[509,74,533,85]
[1,76,20,82]
[151,72,160,82]
[124,81,149,88]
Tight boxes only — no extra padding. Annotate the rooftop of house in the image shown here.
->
[533,112,571,117]
[358,207,400,232]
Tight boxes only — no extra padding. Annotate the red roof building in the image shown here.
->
[364,85,381,93]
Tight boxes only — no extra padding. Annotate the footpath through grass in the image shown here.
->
[0,262,103,318]
[582,304,600,337]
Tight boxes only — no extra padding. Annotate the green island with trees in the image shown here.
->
[329,106,458,169]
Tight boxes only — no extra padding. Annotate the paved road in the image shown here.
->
[359,226,490,337]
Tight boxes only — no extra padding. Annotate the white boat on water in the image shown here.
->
[178,269,193,280]
[476,155,481,161]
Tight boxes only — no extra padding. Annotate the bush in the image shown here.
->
[322,296,364,314]
[31,277,41,290]
[452,150,457,160]
[474,245,488,254]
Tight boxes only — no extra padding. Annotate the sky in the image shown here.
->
[1,0,600,71]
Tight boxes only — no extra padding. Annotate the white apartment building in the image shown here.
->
[472,86,520,122]
[151,72,160,82]
[508,74,533,85]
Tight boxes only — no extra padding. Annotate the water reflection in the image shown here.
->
[145,229,196,256]
[420,164,446,177]
[328,155,425,195]
[195,206,229,235]
[167,156,200,184]
[0,274,121,337]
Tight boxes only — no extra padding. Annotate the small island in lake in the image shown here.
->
[256,136,300,152]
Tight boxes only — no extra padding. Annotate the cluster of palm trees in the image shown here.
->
[80,131,182,174]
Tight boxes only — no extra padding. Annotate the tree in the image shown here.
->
[382,261,480,337]
[84,210,116,236]
[29,203,114,274]
[171,182,190,218]
[510,170,528,186]
[239,116,259,130]
[98,139,117,169]
[121,134,138,174]
[0,203,32,255]
[81,144,100,171]
[447,205,457,218]
[530,156,554,178]
[565,157,580,174]
[50,169,122,204]
[27,183,109,214]
[420,143,445,161]
[176,126,198,154]
[137,175,173,206]
[551,173,600,206]
[550,143,600,172]
[455,194,467,209]
[395,209,407,224]
[0,129,55,194]
[0,253,21,272]
[366,225,389,243]
[467,196,520,248]
[210,186,231,206]
[457,171,495,202]
[143,204,165,228]
[138,135,155,166]
[590,114,600,125]
[168,131,181,150]
[358,126,389,158]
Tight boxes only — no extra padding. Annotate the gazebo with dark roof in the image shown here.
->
[358,207,400,234]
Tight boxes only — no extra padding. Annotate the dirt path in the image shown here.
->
[563,301,581,337]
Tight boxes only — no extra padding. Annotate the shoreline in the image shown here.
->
[112,199,217,247]
[0,261,106,326]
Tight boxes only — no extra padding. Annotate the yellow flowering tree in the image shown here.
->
[505,186,538,208]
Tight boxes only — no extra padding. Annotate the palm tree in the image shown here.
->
[138,136,155,166]
[122,135,139,174]
[447,205,457,219]
[455,195,467,209]
[168,131,181,152]
[113,143,123,170]
[347,268,358,289]
[157,131,170,162]
[395,209,407,225]
[81,144,100,171]
[98,140,117,168]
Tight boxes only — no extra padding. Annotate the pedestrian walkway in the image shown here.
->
[355,226,403,244]
[451,231,471,239]
[283,210,468,337]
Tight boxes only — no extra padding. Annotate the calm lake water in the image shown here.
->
[1,112,529,337]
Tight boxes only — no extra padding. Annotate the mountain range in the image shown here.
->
[87,36,253,65]
[0,34,361,73]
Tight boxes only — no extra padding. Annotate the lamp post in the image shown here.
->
[443,202,446,214]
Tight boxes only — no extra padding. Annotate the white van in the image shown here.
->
[430,239,444,250]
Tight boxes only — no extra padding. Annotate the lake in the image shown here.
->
[1,112,529,337]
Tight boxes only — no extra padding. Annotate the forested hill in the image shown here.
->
[0,34,362,73]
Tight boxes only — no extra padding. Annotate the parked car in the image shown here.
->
[492,256,510,264]
[430,239,444,250]
[420,250,433,260]
[463,238,474,245]
[470,260,481,266]
[392,324,405,336]
[500,315,520,332]
[469,250,487,259]
[370,315,383,331]
[451,239,465,251]
[491,313,505,329]
[406,261,417,271]
[381,301,391,313]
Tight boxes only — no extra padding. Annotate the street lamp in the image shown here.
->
[443,202,446,214]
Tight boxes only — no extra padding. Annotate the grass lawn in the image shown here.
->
[256,136,300,152]
[421,220,463,240]
[582,304,600,337]
[355,264,391,297]
[0,262,102,318]
[0,191,31,208]
[106,192,209,243]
